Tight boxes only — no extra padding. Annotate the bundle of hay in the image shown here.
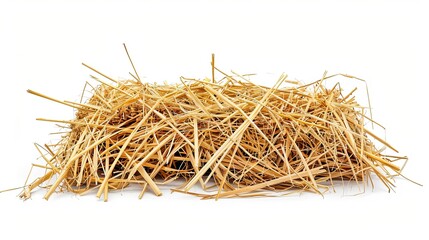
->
[22,54,406,201]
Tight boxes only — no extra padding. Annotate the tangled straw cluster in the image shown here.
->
[22,58,406,201]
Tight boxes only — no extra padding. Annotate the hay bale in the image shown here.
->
[21,55,406,201]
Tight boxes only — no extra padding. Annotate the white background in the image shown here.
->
[0,0,427,239]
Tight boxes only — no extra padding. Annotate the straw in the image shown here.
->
[20,50,408,201]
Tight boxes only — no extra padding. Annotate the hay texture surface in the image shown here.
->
[22,62,406,201]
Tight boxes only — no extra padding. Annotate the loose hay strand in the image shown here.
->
[20,53,410,201]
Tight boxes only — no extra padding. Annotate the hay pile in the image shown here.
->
[22,57,406,201]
